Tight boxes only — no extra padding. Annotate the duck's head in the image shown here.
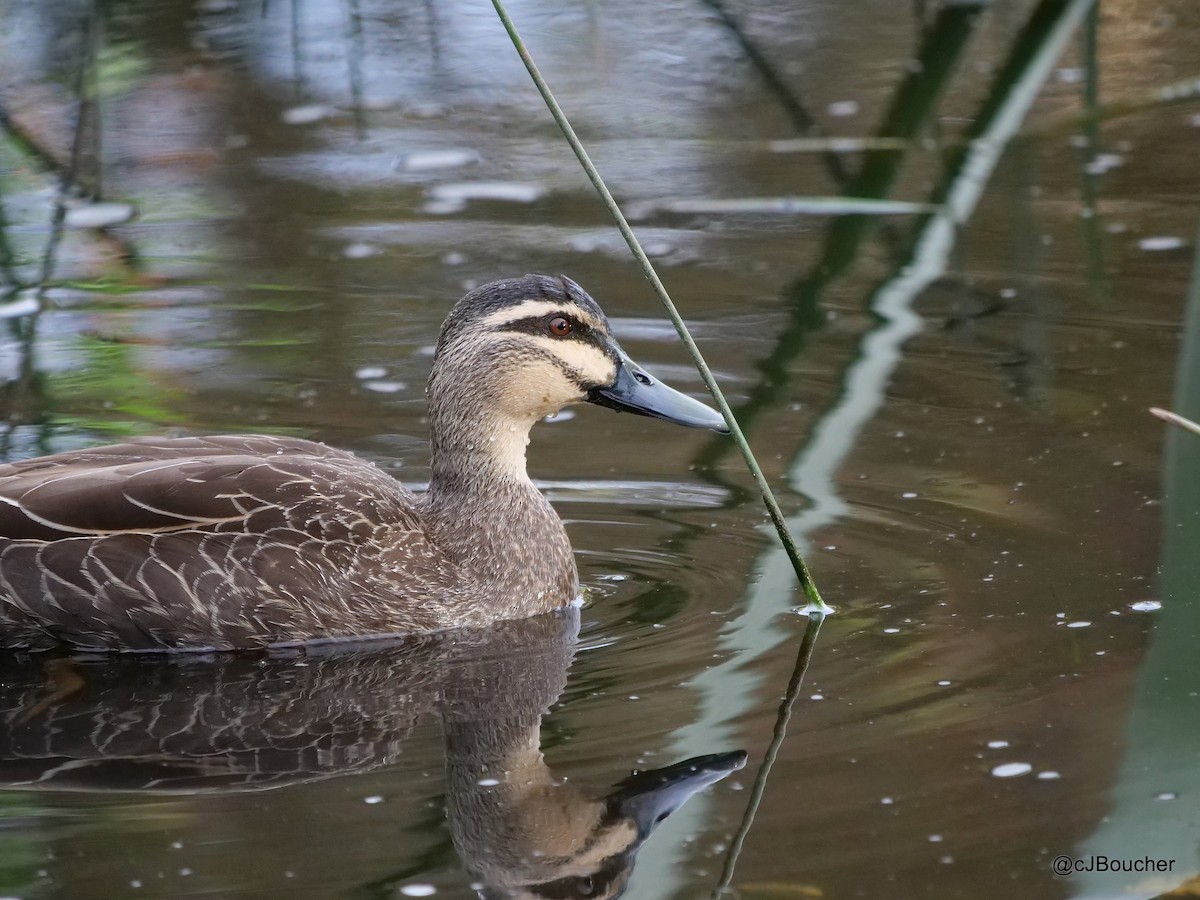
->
[430,275,728,434]
[465,750,748,900]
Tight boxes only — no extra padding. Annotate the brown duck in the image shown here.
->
[0,275,726,651]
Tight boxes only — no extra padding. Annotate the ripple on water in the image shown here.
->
[539,478,729,509]
[396,149,480,172]
[424,181,546,214]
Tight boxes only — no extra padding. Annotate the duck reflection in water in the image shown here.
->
[0,607,745,898]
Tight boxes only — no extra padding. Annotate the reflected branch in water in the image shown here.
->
[657,6,1098,892]
[1077,0,1111,306]
[696,0,853,189]
[422,0,442,69]
[35,3,99,302]
[344,0,368,140]
[0,187,17,296]
[693,2,986,472]
[0,610,743,898]
[0,311,49,461]
[711,609,825,899]
[89,8,104,201]
[788,0,1096,531]
[289,0,306,100]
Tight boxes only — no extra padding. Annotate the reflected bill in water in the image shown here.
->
[0,608,744,898]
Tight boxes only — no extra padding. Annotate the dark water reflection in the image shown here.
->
[0,610,743,899]
[1,0,1200,897]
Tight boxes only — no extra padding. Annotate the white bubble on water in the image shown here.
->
[400,885,437,897]
[1139,236,1185,252]
[992,763,1032,778]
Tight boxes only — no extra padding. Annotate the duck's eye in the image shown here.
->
[547,316,573,337]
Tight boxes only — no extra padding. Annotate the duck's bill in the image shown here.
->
[609,750,748,838]
[588,355,729,433]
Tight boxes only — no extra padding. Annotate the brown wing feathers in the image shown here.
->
[0,436,432,650]
[0,436,390,540]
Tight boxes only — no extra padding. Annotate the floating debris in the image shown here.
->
[364,795,384,804]
[0,297,40,320]
[399,885,437,897]
[1138,236,1186,252]
[355,366,388,380]
[1066,621,1091,628]
[397,149,480,172]
[769,136,909,153]
[1129,600,1162,612]
[282,104,334,125]
[362,380,406,394]
[1085,153,1124,175]
[638,196,939,217]
[425,181,545,214]
[991,762,1032,778]
[343,242,381,259]
[986,741,1010,749]
[64,202,136,229]
[827,100,860,117]
[1037,771,1061,780]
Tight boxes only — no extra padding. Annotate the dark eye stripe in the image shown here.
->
[496,314,592,341]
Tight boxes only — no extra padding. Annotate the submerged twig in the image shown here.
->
[490,0,828,612]
[712,610,826,897]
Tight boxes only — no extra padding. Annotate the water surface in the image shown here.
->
[0,0,1198,897]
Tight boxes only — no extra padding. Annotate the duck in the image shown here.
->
[0,274,727,651]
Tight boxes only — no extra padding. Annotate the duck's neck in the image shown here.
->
[428,387,537,494]
[424,386,578,613]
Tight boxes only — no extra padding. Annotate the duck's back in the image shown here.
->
[0,435,451,651]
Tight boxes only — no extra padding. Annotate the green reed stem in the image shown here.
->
[491,0,828,612]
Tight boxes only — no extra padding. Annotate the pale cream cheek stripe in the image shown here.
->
[478,331,617,388]
[522,335,616,386]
